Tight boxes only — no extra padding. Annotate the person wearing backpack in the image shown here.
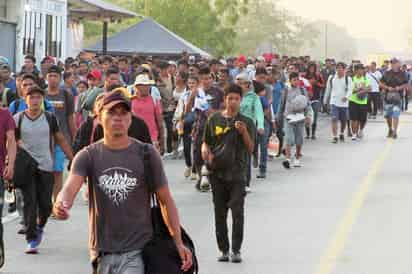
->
[9,73,55,115]
[202,83,255,263]
[54,91,193,274]
[14,85,73,254]
[324,62,353,143]
[276,72,313,169]
[236,73,264,192]
[0,78,17,108]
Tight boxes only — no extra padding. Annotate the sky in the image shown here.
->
[278,0,411,53]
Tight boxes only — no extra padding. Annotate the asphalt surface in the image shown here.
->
[2,113,412,274]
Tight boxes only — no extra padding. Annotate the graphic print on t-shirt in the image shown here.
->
[98,167,140,206]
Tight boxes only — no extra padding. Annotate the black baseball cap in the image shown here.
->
[26,85,45,96]
[98,91,131,113]
[47,65,62,75]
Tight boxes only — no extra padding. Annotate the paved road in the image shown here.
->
[3,114,412,274]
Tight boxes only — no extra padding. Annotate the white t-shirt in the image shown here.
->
[324,74,353,108]
[366,70,382,93]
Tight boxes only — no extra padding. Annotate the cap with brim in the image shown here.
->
[134,74,155,86]
[99,91,131,113]
[235,73,250,82]
[87,70,102,80]
[26,86,45,96]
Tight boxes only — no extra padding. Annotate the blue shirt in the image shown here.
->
[9,98,55,114]
[5,79,16,93]
[272,80,285,114]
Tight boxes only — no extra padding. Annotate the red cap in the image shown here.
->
[87,70,102,81]
[237,55,247,64]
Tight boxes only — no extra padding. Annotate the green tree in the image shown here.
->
[233,0,319,56]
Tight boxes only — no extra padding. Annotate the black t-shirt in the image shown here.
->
[381,70,408,89]
[203,111,256,181]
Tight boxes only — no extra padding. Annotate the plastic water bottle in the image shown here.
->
[4,182,15,204]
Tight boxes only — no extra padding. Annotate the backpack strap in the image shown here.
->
[44,111,55,156]
[15,112,24,141]
[13,99,21,115]
[1,88,9,107]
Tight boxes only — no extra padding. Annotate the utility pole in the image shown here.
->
[325,23,328,60]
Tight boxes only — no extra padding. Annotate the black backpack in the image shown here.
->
[142,144,199,274]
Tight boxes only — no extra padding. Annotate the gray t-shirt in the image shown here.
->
[14,112,59,172]
[71,139,168,260]
[46,89,74,143]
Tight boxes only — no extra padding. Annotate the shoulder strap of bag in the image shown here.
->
[1,88,9,107]
[15,111,24,140]
[44,111,55,155]
[89,118,99,145]
[13,99,21,115]
[280,87,289,116]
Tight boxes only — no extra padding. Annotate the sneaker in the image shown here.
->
[256,171,266,179]
[387,129,393,138]
[200,176,210,192]
[392,133,398,139]
[217,252,229,262]
[282,159,291,169]
[332,137,338,144]
[245,186,252,193]
[352,136,357,141]
[184,167,191,178]
[293,158,302,167]
[339,134,345,142]
[190,172,198,181]
[231,252,242,263]
[25,240,38,254]
[305,135,310,140]
[201,165,209,176]
[311,135,316,140]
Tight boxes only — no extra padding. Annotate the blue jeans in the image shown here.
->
[258,120,271,174]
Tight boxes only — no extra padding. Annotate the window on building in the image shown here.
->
[23,11,40,56]
[45,14,63,58]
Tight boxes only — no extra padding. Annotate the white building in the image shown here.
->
[0,0,135,70]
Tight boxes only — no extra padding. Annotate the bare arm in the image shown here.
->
[156,185,183,244]
[3,130,16,180]
[53,173,84,219]
[54,132,74,161]
[68,114,77,141]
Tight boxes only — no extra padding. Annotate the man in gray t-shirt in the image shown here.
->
[15,85,73,254]
[54,91,193,274]
[45,65,76,203]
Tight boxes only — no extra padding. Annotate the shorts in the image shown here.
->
[284,120,304,146]
[384,104,401,119]
[53,145,66,172]
[349,101,368,123]
[94,250,144,274]
[331,105,348,122]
